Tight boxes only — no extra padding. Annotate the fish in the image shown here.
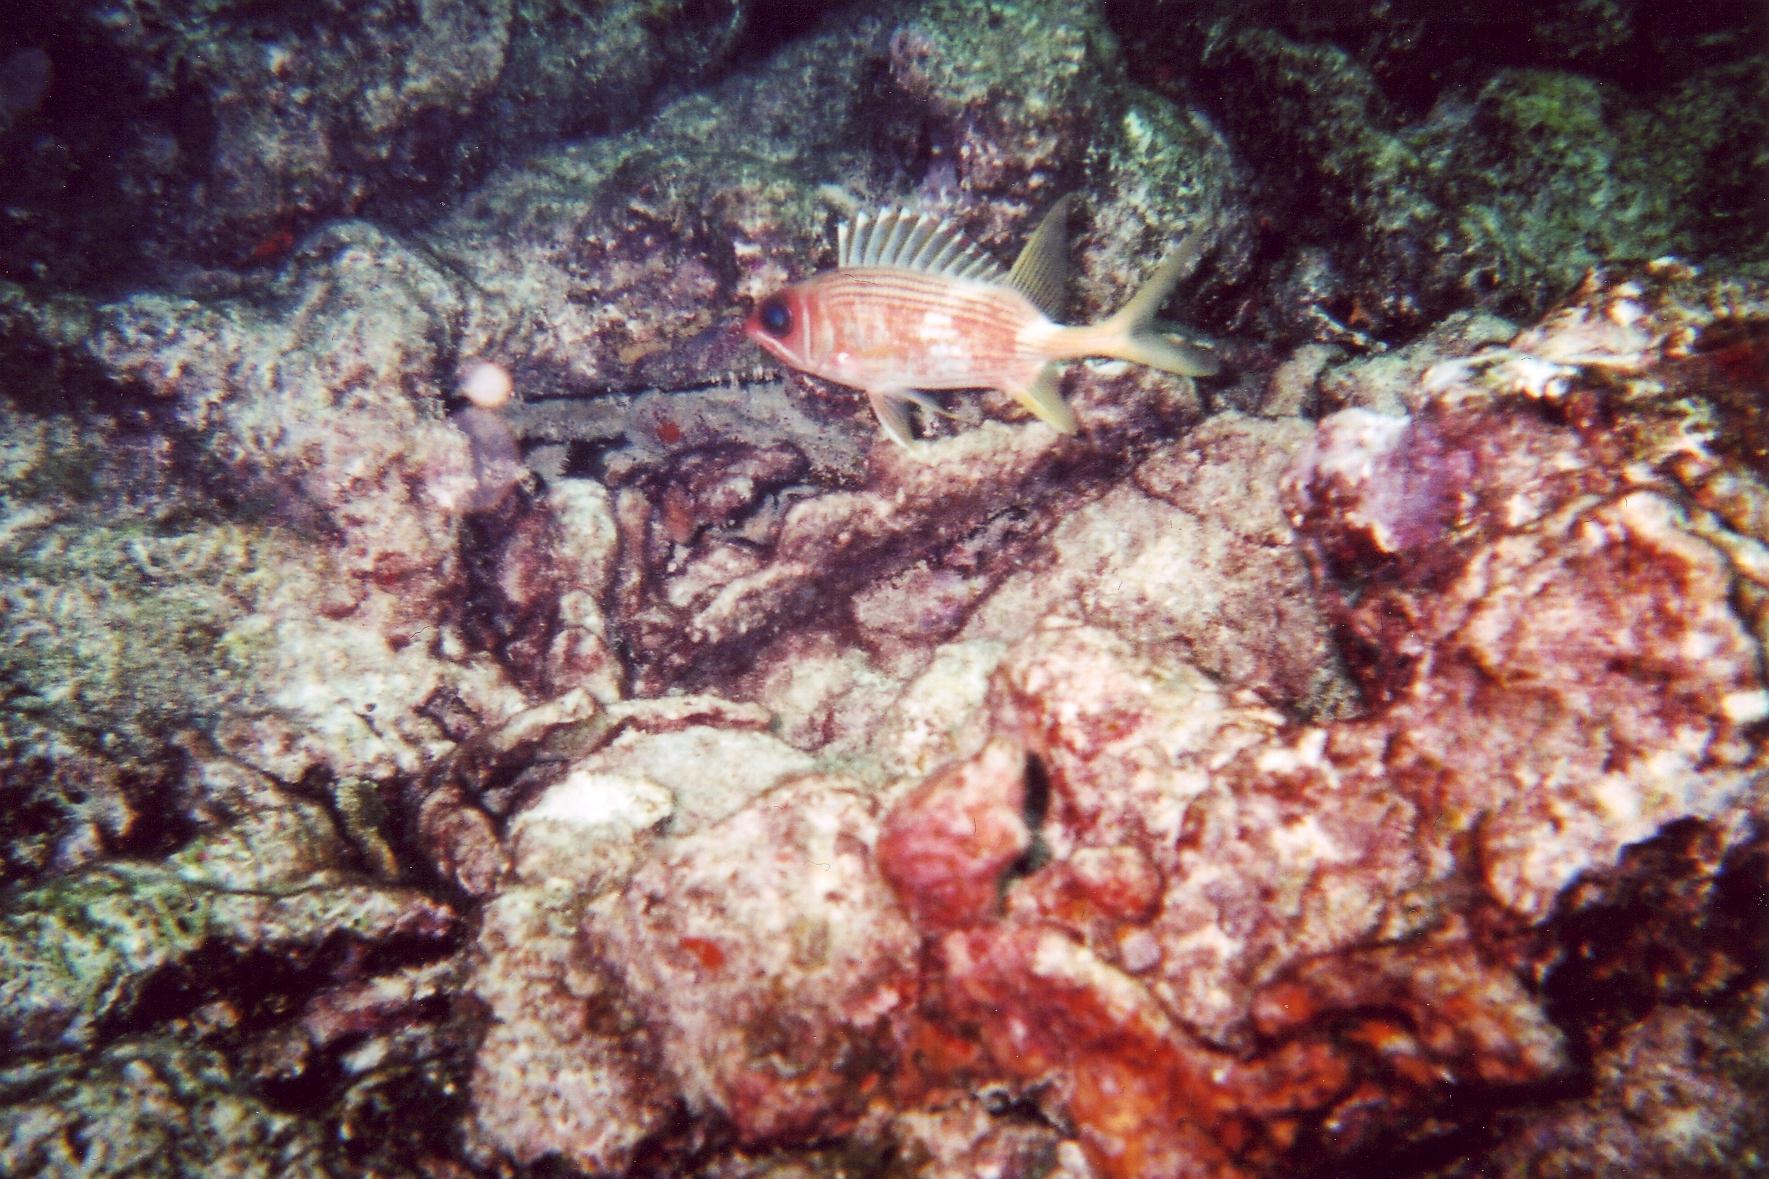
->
[742,195,1220,447]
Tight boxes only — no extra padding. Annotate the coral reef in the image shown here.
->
[1111,0,1768,340]
[459,261,1769,1177]
[0,0,1764,1175]
[0,1038,331,1177]
[1,0,748,284]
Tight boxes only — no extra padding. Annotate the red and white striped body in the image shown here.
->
[757,267,1067,394]
[743,200,1218,447]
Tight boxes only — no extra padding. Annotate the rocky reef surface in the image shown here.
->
[1,1,1765,1176]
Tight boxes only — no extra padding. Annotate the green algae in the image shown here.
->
[0,1037,333,1178]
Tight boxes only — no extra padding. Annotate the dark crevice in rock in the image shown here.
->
[252,997,459,1116]
[628,438,1138,696]
[1004,752,1053,886]
[624,1097,725,1179]
[1538,818,1768,1060]
[0,15,181,294]
[1293,1073,1593,1179]
[96,928,462,1053]
[731,0,863,69]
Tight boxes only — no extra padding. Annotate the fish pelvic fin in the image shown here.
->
[867,389,920,448]
[1077,229,1221,377]
[1002,362,1077,434]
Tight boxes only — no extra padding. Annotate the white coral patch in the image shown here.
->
[1255,727,1327,774]
[1589,772,1644,827]
[522,770,674,831]
[1123,106,1153,151]
[1116,927,1161,973]
[1680,628,1722,662]
[1268,813,1342,863]
[1298,409,1409,497]
[1721,689,1769,724]
[1160,920,1244,968]
[1606,296,1646,328]
[509,771,676,888]
[1510,354,1572,400]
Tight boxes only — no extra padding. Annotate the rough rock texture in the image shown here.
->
[1110,1,1769,341]
[1,0,749,285]
[0,410,510,899]
[460,263,1769,1177]
[1440,998,1769,1178]
[0,797,456,1055]
[0,230,528,891]
[0,1038,331,1178]
[89,220,480,609]
[1,0,1764,1175]
[462,699,850,1173]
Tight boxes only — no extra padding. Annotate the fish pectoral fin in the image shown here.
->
[867,389,920,448]
[1002,364,1077,434]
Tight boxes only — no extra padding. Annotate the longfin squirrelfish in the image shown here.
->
[743,195,1220,446]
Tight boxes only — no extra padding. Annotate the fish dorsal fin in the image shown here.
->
[837,208,1006,283]
[1005,194,1074,319]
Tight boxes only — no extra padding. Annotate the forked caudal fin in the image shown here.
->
[1067,229,1221,378]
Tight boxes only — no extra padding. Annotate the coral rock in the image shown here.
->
[878,738,1031,930]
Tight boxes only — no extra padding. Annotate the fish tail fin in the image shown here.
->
[1092,231,1221,377]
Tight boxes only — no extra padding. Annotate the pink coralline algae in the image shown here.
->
[877,739,1032,930]
[881,272,1765,1178]
[597,778,918,1145]
[465,262,1769,1178]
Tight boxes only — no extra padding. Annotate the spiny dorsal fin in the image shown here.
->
[837,208,1006,283]
[1004,194,1074,320]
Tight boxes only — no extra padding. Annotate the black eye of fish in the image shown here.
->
[758,297,792,337]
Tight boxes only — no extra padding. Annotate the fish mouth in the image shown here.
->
[740,316,783,359]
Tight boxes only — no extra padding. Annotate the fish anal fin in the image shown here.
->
[1005,194,1074,320]
[1001,363,1076,435]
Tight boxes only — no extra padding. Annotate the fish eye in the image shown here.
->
[758,296,792,338]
